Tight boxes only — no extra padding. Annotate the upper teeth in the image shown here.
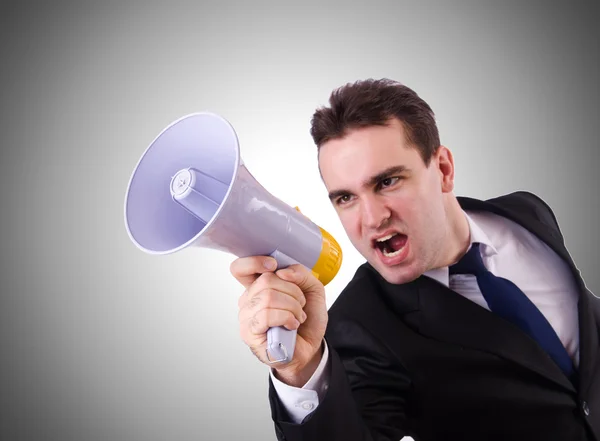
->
[376,233,398,242]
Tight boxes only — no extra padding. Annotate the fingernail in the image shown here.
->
[302,311,307,322]
[263,259,276,270]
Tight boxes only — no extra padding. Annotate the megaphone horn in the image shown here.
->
[124,112,343,364]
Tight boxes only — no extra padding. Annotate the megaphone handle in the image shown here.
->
[266,327,298,364]
[265,249,300,364]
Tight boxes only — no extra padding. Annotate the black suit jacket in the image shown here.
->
[268,191,600,441]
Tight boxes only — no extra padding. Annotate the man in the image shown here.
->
[231,78,600,441]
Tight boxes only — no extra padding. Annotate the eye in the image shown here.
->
[379,177,400,189]
[336,194,353,205]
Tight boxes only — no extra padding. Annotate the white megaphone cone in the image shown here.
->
[124,112,343,364]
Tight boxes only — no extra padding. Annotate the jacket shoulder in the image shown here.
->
[326,263,374,318]
[493,190,562,233]
[460,190,563,236]
[326,263,416,326]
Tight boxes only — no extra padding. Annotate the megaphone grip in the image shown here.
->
[265,249,301,364]
[265,229,342,364]
[266,327,298,364]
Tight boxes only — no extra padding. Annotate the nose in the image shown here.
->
[361,195,391,230]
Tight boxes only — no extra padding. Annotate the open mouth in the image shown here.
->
[374,233,408,258]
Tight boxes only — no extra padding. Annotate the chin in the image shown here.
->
[371,261,420,286]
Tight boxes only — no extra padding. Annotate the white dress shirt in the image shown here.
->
[270,209,581,423]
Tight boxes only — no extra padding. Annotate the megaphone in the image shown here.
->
[123,112,343,364]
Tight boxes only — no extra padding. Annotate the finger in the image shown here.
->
[275,264,323,295]
[241,289,307,325]
[230,256,278,289]
[248,272,307,308]
[245,309,301,335]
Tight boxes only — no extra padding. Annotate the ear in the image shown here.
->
[434,145,455,193]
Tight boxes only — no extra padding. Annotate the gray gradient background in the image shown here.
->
[1,1,598,440]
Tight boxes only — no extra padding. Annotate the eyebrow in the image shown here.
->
[327,165,409,201]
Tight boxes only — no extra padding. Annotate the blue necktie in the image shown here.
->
[449,243,575,378]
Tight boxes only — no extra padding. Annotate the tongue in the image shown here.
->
[388,234,407,252]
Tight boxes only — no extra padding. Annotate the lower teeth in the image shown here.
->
[383,246,404,257]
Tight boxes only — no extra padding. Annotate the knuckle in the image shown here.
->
[248,293,262,309]
[289,289,304,307]
[230,257,249,276]
[252,273,270,291]
[289,263,303,272]
[264,270,278,279]
[286,312,298,328]
[261,289,278,307]
[257,308,270,324]
[263,309,280,328]
[249,313,262,333]
[296,291,307,307]
[238,305,250,322]
[260,273,278,288]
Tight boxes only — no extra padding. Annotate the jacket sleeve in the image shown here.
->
[268,317,413,441]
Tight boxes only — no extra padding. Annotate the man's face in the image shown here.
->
[318,119,454,285]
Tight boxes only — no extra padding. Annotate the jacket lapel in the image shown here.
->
[416,275,577,393]
[366,263,576,392]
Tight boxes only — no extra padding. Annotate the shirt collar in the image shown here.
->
[423,210,498,288]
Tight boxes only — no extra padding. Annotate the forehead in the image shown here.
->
[318,120,421,188]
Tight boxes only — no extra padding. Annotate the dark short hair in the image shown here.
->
[310,78,441,165]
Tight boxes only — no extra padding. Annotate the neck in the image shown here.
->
[440,196,471,268]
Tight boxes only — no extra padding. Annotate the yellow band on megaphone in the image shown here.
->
[313,227,343,286]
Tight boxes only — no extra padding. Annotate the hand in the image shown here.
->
[231,256,328,386]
